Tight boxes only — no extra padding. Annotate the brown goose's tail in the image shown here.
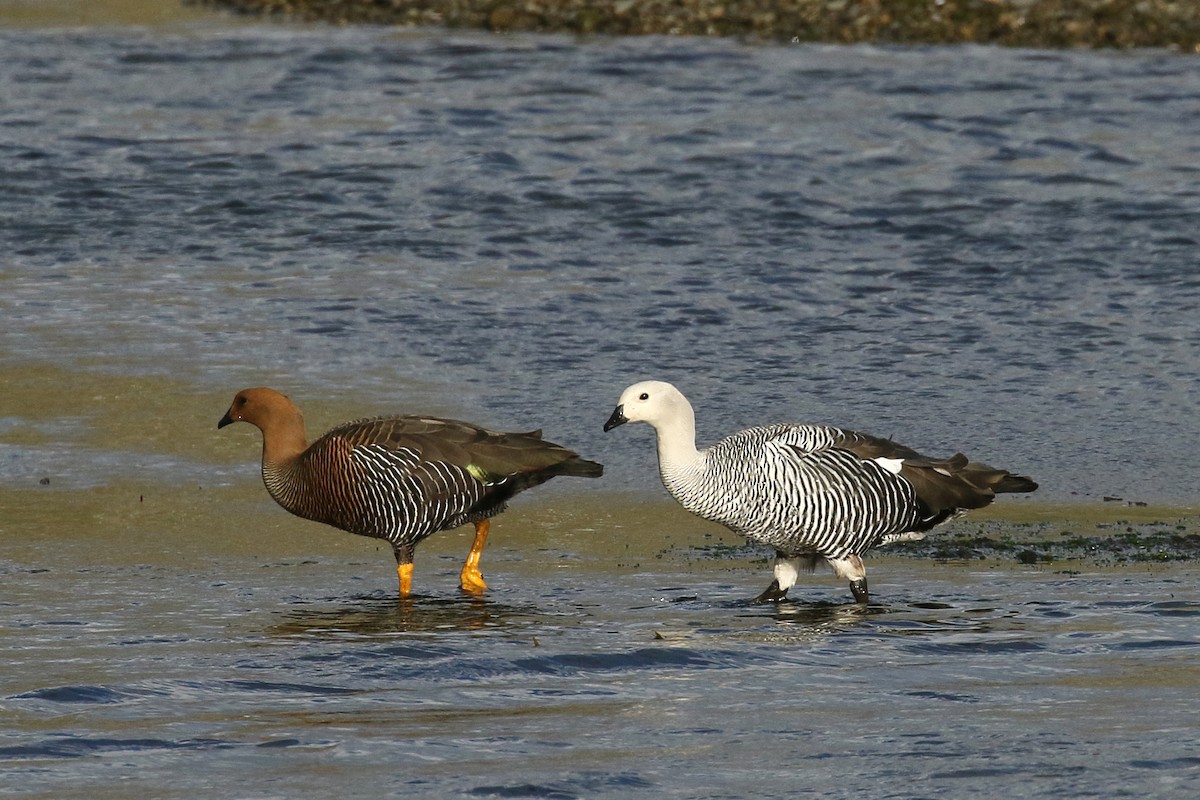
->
[548,457,604,479]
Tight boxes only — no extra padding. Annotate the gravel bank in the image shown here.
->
[194,1,1200,50]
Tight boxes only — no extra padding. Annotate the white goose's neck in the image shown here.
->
[651,402,706,501]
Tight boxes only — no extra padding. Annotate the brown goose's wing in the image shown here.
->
[330,415,602,482]
[831,429,1037,514]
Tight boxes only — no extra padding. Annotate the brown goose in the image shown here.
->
[219,387,603,596]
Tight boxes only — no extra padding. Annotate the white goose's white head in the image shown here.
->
[605,380,703,485]
[604,380,693,433]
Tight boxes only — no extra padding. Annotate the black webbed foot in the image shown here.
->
[752,579,789,603]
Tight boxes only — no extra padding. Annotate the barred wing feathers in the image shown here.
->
[338,416,602,481]
[721,425,926,557]
[283,415,602,546]
[701,424,1037,559]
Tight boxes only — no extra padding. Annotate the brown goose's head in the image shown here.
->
[218,387,311,461]
[218,387,298,430]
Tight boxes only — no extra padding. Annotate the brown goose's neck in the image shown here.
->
[259,418,310,516]
[259,410,310,474]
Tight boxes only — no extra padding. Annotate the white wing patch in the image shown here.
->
[873,456,905,475]
[880,531,926,545]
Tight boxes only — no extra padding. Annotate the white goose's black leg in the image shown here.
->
[753,579,789,603]
[828,554,870,604]
[849,577,870,604]
[752,553,804,603]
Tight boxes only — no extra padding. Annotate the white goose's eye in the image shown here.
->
[639,392,650,401]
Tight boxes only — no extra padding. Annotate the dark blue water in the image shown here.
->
[2,19,1200,800]
[2,25,1199,502]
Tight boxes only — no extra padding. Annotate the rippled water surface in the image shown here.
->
[3,20,1200,500]
[4,504,1200,799]
[2,9,1200,799]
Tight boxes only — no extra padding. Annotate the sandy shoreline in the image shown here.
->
[0,0,212,28]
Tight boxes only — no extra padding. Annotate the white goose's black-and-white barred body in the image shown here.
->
[605,380,1038,603]
[671,424,933,559]
[220,388,603,596]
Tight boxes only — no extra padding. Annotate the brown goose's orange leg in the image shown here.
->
[395,543,415,597]
[459,519,490,594]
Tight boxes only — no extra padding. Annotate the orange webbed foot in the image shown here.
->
[459,519,491,594]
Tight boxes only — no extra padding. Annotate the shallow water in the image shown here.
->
[2,6,1200,799]
[3,489,1200,799]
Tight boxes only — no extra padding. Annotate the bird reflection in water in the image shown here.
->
[269,592,532,638]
